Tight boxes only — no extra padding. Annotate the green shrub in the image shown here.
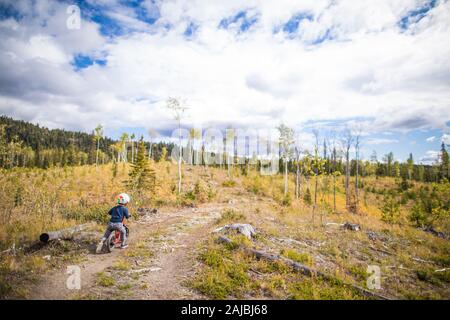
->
[380,193,400,224]
[62,204,111,224]
[280,249,313,266]
[303,188,312,205]
[216,209,246,224]
[281,193,292,207]
[222,180,236,187]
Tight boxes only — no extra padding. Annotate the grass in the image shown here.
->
[280,249,314,266]
[1,163,449,300]
[124,241,154,259]
[191,243,252,299]
[288,277,365,300]
[215,209,246,225]
[112,259,131,271]
[96,272,115,287]
[222,179,237,187]
[117,282,133,291]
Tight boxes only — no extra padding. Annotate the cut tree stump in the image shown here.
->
[343,222,361,231]
[217,235,391,300]
[39,223,92,243]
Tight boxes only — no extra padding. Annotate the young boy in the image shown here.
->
[97,193,131,252]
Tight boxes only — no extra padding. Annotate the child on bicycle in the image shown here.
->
[97,193,131,251]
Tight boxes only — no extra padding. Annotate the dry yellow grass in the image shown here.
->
[0,162,448,299]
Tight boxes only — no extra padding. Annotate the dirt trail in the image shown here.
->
[28,203,227,300]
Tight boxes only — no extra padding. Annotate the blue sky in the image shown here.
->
[0,0,449,164]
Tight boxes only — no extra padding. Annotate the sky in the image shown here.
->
[0,0,449,164]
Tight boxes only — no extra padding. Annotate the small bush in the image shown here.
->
[96,272,115,287]
[380,193,400,224]
[303,188,312,205]
[216,209,246,224]
[222,180,237,187]
[192,246,251,299]
[112,259,131,271]
[288,278,363,300]
[62,204,111,224]
[281,193,292,207]
[280,249,313,266]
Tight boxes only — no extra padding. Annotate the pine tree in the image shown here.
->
[407,153,414,180]
[380,193,400,224]
[440,142,449,181]
[303,187,312,205]
[127,137,156,202]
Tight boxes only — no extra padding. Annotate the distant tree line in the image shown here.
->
[279,147,449,184]
[0,116,173,169]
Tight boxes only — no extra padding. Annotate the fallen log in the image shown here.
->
[39,223,92,243]
[217,235,391,300]
[325,221,361,231]
[128,267,162,274]
[343,222,361,231]
[412,257,433,264]
[369,245,393,256]
[420,226,447,239]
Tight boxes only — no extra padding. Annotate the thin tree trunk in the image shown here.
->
[284,160,288,195]
[296,162,299,199]
[333,150,336,213]
[345,149,350,211]
[96,138,100,167]
[313,170,318,225]
[178,123,182,194]
[355,152,359,214]
[136,141,139,161]
[148,141,152,160]
[333,174,336,212]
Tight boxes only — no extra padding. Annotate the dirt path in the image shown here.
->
[28,203,226,300]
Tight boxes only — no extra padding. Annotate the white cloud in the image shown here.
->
[426,136,436,142]
[0,0,449,138]
[366,138,399,145]
[443,133,450,145]
[419,150,439,164]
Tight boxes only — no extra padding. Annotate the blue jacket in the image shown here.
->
[108,205,130,223]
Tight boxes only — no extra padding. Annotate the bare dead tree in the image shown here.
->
[166,97,188,194]
[341,129,354,212]
[277,124,294,196]
[294,145,301,199]
[312,129,320,225]
[354,130,362,214]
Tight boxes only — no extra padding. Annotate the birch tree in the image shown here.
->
[354,131,361,214]
[94,124,103,167]
[130,133,136,163]
[226,128,236,179]
[120,133,129,163]
[148,129,158,160]
[312,130,320,224]
[167,97,188,194]
[277,124,294,196]
[342,129,354,212]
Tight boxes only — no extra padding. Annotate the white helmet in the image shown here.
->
[117,193,131,205]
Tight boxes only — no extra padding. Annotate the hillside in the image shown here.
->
[0,162,448,300]
[0,116,173,168]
